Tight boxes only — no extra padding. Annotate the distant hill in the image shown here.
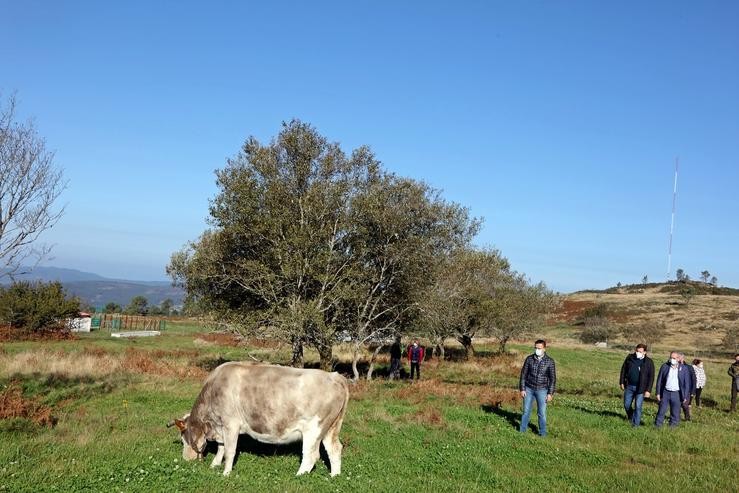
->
[555,281,739,351]
[1,266,185,309]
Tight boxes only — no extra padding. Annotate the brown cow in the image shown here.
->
[170,362,349,477]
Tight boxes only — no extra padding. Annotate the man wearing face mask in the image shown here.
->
[519,339,556,437]
[407,339,424,380]
[654,351,693,428]
[619,344,655,427]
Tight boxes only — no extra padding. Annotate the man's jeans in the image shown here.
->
[655,389,681,427]
[623,385,645,426]
[520,387,548,436]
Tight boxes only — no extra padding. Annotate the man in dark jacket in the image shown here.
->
[389,336,402,380]
[407,340,424,380]
[655,351,693,428]
[519,339,556,437]
[729,353,739,412]
[619,343,655,427]
[678,352,696,421]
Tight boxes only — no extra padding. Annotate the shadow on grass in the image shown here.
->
[572,404,625,420]
[480,403,540,434]
[192,435,334,472]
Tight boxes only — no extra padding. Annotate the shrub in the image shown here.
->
[0,281,80,332]
[620,321,667,350]
[579,316,613,344]
[723,327,739,353]
[580,303,609,320]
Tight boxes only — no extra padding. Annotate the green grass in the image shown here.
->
[0,331,737,492]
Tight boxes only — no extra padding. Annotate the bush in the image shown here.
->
[0,281,80,332]
[620,321,667,351]
[580,303,609,320]
[579,316,613,344]
[723,327,739,353]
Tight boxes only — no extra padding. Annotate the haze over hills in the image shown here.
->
[1,266,185,309]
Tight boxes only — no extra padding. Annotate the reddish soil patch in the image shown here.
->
[407,406,446,428]
[0,382,56,427]
[0,325,77,342]
[552,300,596,322]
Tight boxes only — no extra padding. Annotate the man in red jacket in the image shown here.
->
[407,340,425,380]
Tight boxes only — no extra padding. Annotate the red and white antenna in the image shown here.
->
[667,157,678,279]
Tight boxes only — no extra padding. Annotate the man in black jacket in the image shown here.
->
[619,343,655,427]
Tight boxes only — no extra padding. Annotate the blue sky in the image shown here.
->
[2,1,738,292]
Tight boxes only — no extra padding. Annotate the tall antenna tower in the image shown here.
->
[667,157,678,279]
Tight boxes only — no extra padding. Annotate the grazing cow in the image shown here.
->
[169,362,349,477]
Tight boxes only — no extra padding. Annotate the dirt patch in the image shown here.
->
[0,382,56,427]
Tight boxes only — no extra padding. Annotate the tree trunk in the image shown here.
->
[457,334,474,360]
[318,344,333,372]
[290,337,304,368]
[498,337,509,354]
[366,344,385,381]
[351,345,361,381]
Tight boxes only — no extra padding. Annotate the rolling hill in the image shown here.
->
[0,266,185,309]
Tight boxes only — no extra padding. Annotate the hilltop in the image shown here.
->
[553,281,739,351]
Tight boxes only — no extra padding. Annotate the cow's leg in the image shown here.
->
[210,443,225,468]
[296,425,321,475]
[222,429,239,476]
[321,429,343,477]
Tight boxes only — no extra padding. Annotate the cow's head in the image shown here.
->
[169,414,210,461]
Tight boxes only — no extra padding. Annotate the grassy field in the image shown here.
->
[0,322,737,492]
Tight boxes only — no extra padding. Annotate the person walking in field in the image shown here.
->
[654,351,693,428]
[677,353,696,421]
[619,343,655,427]
[519,339,556,437]
[692,359,706,408]
[407,339,424,380]
[729,353,739,412]
[388,336,402,380]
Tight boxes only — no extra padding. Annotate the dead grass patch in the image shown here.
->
[0,350,122,379]
[121,348,207,379]
[392,379,519,408]
[0,326,76,342]
[0,382,56,427]
[406,405,446,428]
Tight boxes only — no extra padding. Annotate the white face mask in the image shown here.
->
[413,343,418,348]
[670,358,678,366]
[636,352,645,360]
[535,348,545,357]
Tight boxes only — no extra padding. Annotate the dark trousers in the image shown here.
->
[681,395,692,421]
[655,390,682,427]
[389,358,401,380]
[410,362,420,380]
[694,387,703,407]
[732,381,737,412]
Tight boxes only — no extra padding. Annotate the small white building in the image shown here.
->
[68,312,92,332]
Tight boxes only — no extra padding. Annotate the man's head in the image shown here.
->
[669,351,679,366]
[635,344,647,359]
[735,353,739,362]
[534,339,546,357]
[677,352,686,363]
[412,340,419,347]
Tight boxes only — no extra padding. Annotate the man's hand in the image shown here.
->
[656,395,661,402]
[520,390,526,398]
[644,391,651,398]
[546,394,553,403]
[620,384,625,391]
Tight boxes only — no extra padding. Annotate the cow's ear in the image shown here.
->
[174,418,187,432]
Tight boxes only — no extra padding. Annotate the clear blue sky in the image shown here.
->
[2,1,738,292]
